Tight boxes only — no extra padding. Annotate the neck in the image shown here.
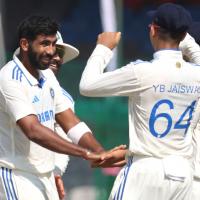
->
[18,53,39,79]
[153,39,179,51]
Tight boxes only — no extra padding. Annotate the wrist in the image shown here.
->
[67,122,92,144]
[95,147,105,153]
[55,175,61,180]
[82,149,91,160]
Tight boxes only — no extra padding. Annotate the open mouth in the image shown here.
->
[49,63,58,68]
[49,63,59,74]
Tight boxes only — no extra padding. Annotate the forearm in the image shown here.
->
[18,116,89,158]
[30,125,88,157]
[56,110,104,153]
[78,132,104,153]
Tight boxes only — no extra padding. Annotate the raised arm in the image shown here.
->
[79,32,140,97]
[179,33,200,65]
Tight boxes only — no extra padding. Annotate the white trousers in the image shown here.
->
[0,167,59,200]
[192,177,200,200]
[109,156,193,200]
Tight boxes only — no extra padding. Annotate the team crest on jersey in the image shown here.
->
[50,88,55,98]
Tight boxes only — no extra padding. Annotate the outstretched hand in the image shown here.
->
[97,32,121,50]
[90,145,127,168]
[83,144,127,167]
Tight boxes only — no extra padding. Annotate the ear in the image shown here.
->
[19,38,29,52]
[150,24,156,37]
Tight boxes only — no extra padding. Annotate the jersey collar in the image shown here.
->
[13,53,47,87]
[153,49,183,60]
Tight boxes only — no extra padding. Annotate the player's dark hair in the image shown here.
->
[17,15,59,42]
[156,27,186,43]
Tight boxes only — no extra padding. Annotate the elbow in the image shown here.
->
[79,79,102,97]
[24,123,42,141]
[79,83,93,97]
[17,115,44,142]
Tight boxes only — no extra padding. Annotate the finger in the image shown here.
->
[110,145,127,152]
[55,176,65,199]
[101,152,113,160]
[87,152,102,161]
[91,160,107,168]
[111,160,126,167]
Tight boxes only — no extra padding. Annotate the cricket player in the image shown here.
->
[0,15,123,200]
[51,31,79,200]
[179,22,200,200]
[79,3,200,200]
[11,31,78,200]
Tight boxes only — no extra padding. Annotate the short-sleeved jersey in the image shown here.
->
[0,54,70,174]
[61,88,74,112]
[80,44,200,160]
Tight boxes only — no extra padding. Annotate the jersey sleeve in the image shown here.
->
[0,79,36,122]
[61,88,75,112]
[79,44,141,97]
[47,70,71,114]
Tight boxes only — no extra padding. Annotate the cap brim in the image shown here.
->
[56,42,79,64]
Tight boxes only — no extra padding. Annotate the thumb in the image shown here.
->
[116,32,121,42]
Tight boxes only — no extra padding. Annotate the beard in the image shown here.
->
[27,45,52,70]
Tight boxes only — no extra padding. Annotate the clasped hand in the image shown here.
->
[86,145,127,168]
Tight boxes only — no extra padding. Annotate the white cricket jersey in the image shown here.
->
[80,44,200,160]
[180,33,200,178]
[0,54,70,174]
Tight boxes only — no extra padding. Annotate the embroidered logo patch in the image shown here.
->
[50,88,55,98]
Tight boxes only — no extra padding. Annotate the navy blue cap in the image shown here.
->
[188,21,200,45]
[147,3,192,33]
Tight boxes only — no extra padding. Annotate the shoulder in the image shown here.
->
[0,60,21,87]
[0,60,17,79]
[125,59,151,72]
[130,59,150,66]
[61,88,74,111]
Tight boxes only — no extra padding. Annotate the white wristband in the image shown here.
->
[67,122,92,144]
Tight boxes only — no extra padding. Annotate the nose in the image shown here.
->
[53,53,61,62]
[46,44,56,56]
